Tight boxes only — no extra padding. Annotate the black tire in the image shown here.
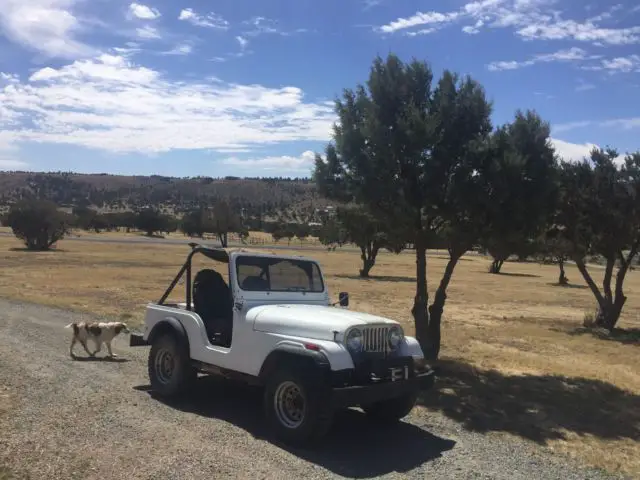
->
[148,333,196,398]
[263,367,333,445]
[362,392,418,423]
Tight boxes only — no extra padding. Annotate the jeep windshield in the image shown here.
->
[235,255,324,293]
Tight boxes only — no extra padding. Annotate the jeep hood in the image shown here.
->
[248,304,398,341]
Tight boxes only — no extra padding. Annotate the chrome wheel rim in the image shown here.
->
[274,381,306,429]
[154,348,175,384]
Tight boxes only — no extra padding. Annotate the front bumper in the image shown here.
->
[330,368,435,408]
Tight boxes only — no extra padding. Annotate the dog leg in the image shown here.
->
[69,337,77,358]
[92,339,102,356]
[80,340,94,357]
[106,342,117,358]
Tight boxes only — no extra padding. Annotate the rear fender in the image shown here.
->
[147,317,190,354]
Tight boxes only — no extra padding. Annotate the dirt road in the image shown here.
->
[0,299,625,479]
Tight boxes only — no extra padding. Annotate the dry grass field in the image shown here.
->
[0,234,639,477]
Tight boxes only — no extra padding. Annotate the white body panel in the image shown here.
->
[249,304,399,341]
[142,249,425,376]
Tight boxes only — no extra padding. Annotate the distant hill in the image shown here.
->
[0,171,333,221]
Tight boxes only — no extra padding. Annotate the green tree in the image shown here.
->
[336,206,406,277]
[6,199,70,250]
[536,230,573,285]
[553,148,640,330]
[211,201,243,248]
[180,208,212,238]
[71,206,96,230]
[314,54,493,359]
[135,207,171,236]
[480,111,559,274]
[317,217,347,249]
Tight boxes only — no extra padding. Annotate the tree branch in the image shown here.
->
[575,258,605,307]
[603,256,614,302]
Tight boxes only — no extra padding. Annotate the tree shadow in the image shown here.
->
[566,327,640,346]
[482,271,541,278]
[8,247,69,253]
[418,359,640,444]
[71,355,129,363]
[545,282,588,289]
[134,377,456,478]
[334,274,415,283]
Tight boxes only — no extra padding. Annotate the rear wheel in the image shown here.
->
[148,334,196,397]
[264,368,333,445]
[362,392,418,423]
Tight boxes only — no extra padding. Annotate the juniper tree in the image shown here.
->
[314,54,493,359]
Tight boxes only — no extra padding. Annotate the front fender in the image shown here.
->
[398,335,424,359]
[266,336,355,372]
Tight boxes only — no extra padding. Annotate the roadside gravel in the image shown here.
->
[0,299,627,479]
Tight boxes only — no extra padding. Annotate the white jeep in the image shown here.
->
[130,243,435,444]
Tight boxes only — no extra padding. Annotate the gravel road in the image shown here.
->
[0,299,626,480]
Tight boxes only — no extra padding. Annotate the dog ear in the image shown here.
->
[115,323,130,334]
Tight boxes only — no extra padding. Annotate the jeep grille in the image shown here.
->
[362,326,392,353]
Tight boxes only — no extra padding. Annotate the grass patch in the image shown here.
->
[0,235,639,476]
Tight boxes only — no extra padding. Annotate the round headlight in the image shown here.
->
[346,328,363,352]
[388,326,403,349]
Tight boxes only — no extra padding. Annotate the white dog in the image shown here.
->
[65,321,130,359]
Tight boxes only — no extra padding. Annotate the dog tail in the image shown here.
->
[64,323,74,328]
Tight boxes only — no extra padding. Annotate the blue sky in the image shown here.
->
[0,0,639,178]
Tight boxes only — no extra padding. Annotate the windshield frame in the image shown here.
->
[234,254,325,293]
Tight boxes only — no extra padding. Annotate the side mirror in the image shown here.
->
[338,292,349,307]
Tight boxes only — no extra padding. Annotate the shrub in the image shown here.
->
[6,199,70,250]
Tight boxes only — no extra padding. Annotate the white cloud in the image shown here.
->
[377,0,640,47]
[161,44,192,56]
[601,55,640,73]
[575,81,596,92]
[136,25,160,39]
[0,54,335,155]
[0,0,96,59]
[462,19,484,34]
[518,21,640,45]
[552,121,593,133]
[128,3,160,20]
[363,0,383,10]
[600,118,640,130]
[236,36,248,49]
[178,8,229,29]
[553,117,640,134]
[487,47,592,71]
[406,28,437,37]
[242,17,307,37]
[551,138,599,162]
[222,151,317,172]
[379,11,458,33]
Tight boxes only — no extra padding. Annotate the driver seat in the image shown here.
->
[192,269,233,347]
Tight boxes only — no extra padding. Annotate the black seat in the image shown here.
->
[192,269,233,347]
[241,275,269,291]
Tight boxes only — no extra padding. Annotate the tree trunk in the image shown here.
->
[217,232,228,248]
[489,258,504,274]
[558,259,568,285]
[358,242,379,278]
[575,253,631,332]
[425,251,462,361]
[411,235,429,355]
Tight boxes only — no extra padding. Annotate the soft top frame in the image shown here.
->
[157,242,230,310]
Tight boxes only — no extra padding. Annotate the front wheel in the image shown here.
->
[148,334,196,398]
[263,368,333,445]
[362,392,418,423]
